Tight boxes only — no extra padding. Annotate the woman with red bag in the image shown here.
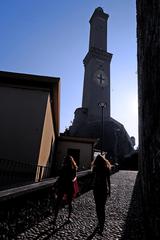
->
[53,155,78,225]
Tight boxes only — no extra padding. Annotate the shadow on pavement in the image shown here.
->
[85,226,98,240]
[120,172,146,240]
[35,220,69,240]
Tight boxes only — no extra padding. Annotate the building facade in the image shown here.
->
[54,136,96,174]
[0,71,60,188]
[137,1,160,238]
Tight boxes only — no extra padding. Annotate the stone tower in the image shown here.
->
[82,7,112,121]
[66,7,134,163]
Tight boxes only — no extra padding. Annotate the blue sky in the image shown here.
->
[0,0,138,145]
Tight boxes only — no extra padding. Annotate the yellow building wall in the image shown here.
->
[36,95,55,180]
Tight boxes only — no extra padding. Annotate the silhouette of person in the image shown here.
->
[92,154,111,235]
[53,155,78,225]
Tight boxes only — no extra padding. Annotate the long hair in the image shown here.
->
[92,154,111,172]
[64,155,78,171]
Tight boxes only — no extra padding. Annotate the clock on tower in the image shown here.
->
[95,70,108,88]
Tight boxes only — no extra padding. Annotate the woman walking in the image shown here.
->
[53,155,78,225]
[92,154,111,235]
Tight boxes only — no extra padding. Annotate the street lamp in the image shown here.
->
[114,128,120,164]
[98,102,107,154]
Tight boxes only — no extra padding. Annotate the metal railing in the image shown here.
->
[0,158,50,190]
[35,165,50,182]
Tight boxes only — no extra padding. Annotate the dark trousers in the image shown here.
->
[93,189,107,232]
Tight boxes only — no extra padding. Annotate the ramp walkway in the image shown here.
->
[17,171,146,240]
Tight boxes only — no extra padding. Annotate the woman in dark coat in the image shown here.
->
[92,154,111,235]
[54,155,78,224]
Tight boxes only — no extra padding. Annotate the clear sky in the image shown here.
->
[0,0,138,146]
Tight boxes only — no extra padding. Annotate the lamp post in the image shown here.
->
[114,128,120,164]
[98,102,106,154]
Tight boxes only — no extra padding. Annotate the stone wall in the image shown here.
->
[137,1,160,239]
[0,171,93,240]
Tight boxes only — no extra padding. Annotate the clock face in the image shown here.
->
[95,70,107,87]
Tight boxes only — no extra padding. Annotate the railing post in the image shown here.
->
[38,166,43,182]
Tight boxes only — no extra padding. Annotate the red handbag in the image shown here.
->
[73,177,79,198]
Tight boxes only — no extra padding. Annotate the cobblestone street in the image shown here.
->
[17,171,146,240]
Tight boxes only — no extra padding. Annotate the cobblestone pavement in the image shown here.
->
[17,171,146,240]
